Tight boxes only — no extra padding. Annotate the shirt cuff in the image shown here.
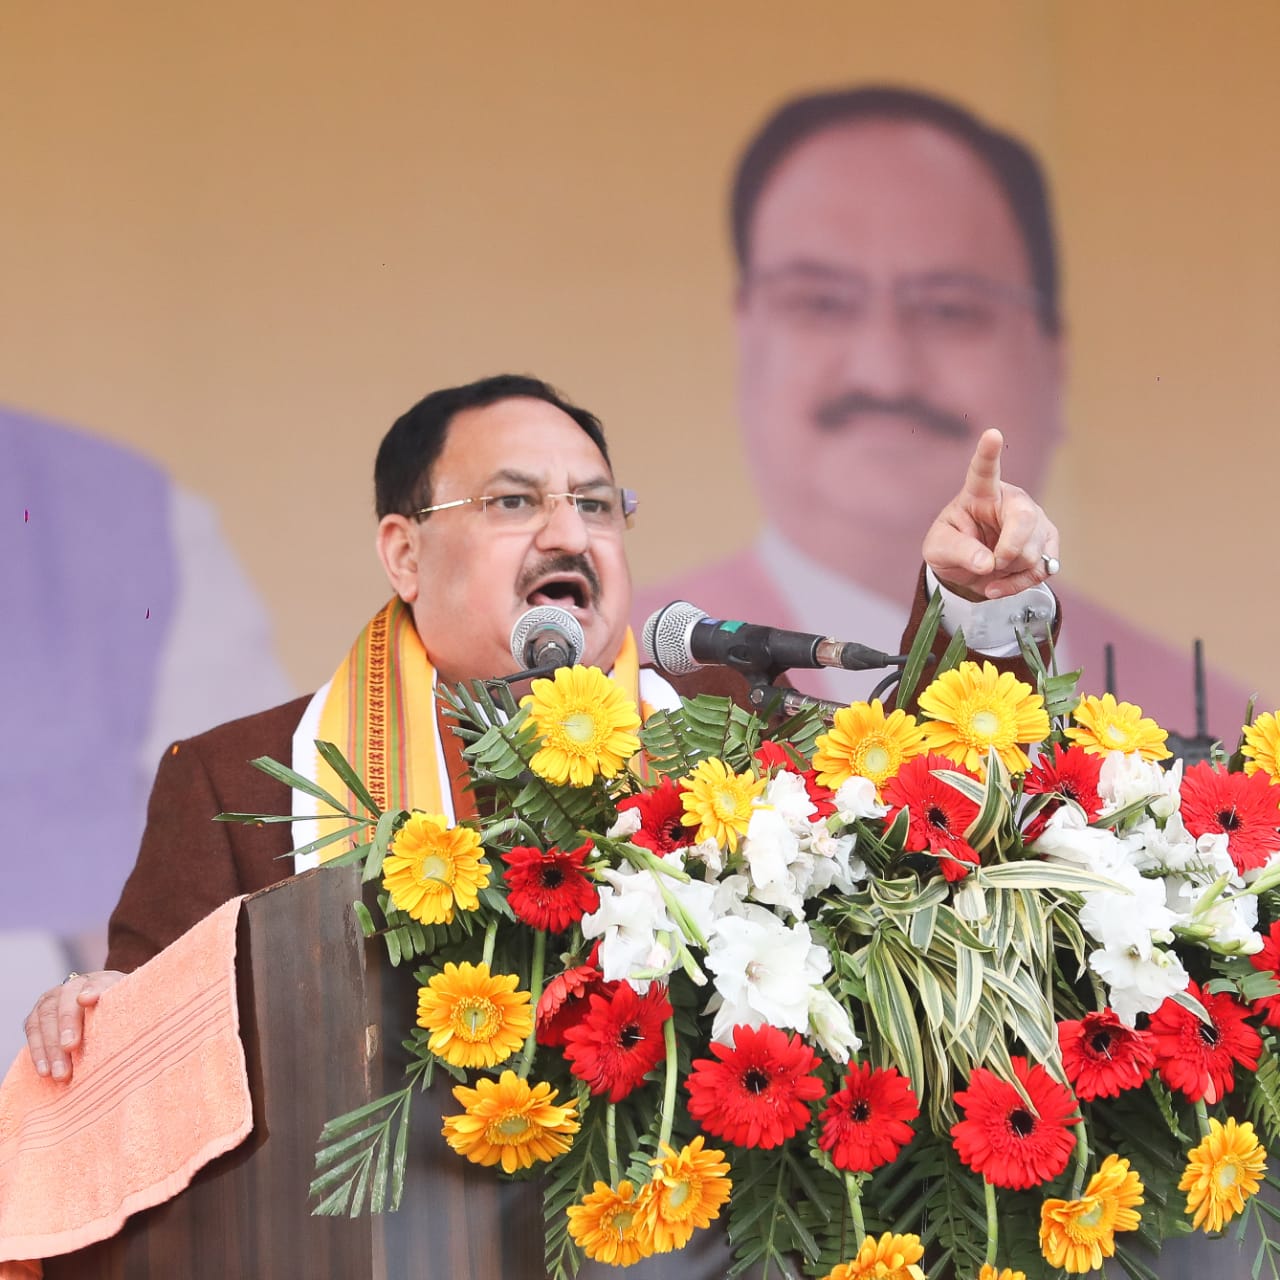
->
[925,568,1057,657]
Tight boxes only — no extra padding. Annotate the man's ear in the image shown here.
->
[376,514,420,602]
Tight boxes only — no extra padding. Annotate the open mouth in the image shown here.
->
[526,576,591,612]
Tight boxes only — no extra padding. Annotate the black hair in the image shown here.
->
[730,85,1061,334]
[374,374,611,519]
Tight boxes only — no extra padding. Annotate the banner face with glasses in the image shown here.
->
[1,3,1277,1053]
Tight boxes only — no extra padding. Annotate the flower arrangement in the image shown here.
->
[295,621,1280,1280]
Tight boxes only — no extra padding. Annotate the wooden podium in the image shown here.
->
[41,867,545,1280]
[38,868,745,1280]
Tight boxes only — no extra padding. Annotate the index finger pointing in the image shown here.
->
[963,428,1005,503]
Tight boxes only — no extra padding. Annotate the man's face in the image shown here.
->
[736,120,1064,559]
[386,397,632,685]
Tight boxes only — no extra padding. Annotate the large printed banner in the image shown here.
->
[2,2,1277,1057]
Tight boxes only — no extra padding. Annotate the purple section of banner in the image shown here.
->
[1,407,175,934]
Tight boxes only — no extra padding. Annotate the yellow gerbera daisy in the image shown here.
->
[566,1179,657,1266]
[1065,693,1171,762]
[917,661,1049,774]
[979,1267,1026,1280]
[813,699,927,792]
[638,1135,733,1253]
[381,811,489,924]
[1179,1116,1267,1233]
[521,664,642,787]
[1243,712,1280,784]
[416,960,533,1069]
[820,1232,926,1280]
[1039,1154,1144,1272]
[441,1069,579,1174]
[679,757,767,852]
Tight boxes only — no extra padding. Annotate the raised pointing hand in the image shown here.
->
[922,428,1059,601]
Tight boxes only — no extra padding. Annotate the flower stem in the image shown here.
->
[517,929,547,1077]
[481,918,498,969]
[844,1173,866,1243]
[658,1016,678,1151]
[1070,1120,1089,1200]
[606,1101,620,1185]
[1194,1098,1211,1140]
[984,1177,999,1267]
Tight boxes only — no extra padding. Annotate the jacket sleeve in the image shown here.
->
[105,738,244,973]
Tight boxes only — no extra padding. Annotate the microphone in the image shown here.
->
[643,601,899,678]
[509,606,585,671]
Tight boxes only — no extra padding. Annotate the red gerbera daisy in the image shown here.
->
[536,954,607,1047]
[1180,762,1280,875]
[1248,920,1280,1028]
[1022,744,1105,844]
[882,753,982,881]
[754,740,837,819]
[818,1063,920,1172]
[951,1056,1079,1189]
[1146,979,1262,1104]
[562,981,672,1102]
[1057,1009,1156,1100]
[686,1023,825,1149]
[502,840,599,931]
[617,776,696,856]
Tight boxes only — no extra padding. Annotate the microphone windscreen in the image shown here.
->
[642,601,707,677]
[509,605,585,667]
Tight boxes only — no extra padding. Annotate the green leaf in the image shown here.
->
[893,589,945,709]
[247,754,355,816]
[315,739,381,816]
[363,807,403,883]
[865,935,926,1096]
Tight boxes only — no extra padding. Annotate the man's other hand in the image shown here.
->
[25,970,125,1082]
[923,428,1060,601]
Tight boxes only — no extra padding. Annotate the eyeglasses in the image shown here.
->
[412,486,638,532]
[745,265,1044,340]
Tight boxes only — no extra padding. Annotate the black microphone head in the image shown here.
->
[642,601,708,677]
[509,606,585,669]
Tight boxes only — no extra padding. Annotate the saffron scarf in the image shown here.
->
[290,597,647,861]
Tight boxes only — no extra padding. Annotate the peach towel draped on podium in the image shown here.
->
[0,895,252,1274]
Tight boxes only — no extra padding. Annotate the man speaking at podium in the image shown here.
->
[23,372,1057,1268]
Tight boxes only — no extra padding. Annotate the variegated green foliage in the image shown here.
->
[823,846,1120,1129]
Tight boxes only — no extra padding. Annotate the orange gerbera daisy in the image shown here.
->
[381,811,489,925]
[416,960,533,1069]
[819,1231,926,1280]
[639,1136,733,1253]
[566,1179,656,1266]
[441,1070,578,1173]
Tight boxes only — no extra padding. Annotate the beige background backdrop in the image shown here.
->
[4,0,1278,697]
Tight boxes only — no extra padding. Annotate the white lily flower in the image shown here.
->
[1079,868,1177,951]
[807,987,861,1063]
[607,807,644,839]
[740,806,805,917]
[1090,942,1189,1025]
[834,777,888,822]
[764,769,820,830]
[1032,803,1129,874]
[581,865,676,985]
[705,912,829,1041]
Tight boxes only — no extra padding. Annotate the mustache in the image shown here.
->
[517,553,602,603]
[812,392,972,440]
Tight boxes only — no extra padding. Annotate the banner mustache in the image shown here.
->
[813,392,972,440]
